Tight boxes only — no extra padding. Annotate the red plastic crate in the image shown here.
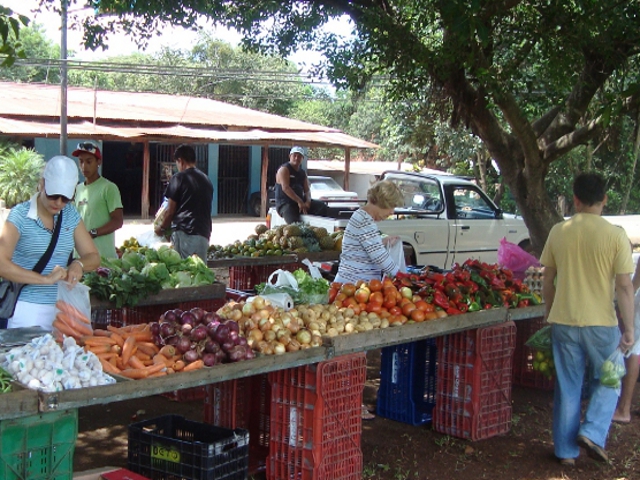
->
[267,353,366,480]
[433,321,516,441]
[228,262,306,291]
[162,386,207,402]
[512,317,554,390]
[203,374,271,475]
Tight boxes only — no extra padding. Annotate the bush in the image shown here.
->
[0,145,45,208]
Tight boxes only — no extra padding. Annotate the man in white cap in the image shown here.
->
[72,140,123,259]
[275,146,327,224]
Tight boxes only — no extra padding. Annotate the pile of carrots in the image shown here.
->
[52,300,93,342]
[81,324,204,379]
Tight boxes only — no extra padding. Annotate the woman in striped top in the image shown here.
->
[334,180,405,285]
[0,156,100,330]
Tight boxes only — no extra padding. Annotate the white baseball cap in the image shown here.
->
[43,156,79,199]
[290,146,305,157]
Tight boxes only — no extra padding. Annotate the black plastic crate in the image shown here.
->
[128,414,249,480]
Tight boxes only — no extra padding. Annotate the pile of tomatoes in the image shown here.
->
[328,278,448,325]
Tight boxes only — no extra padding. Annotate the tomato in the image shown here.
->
[342,297,357,308]
[369,291,384,305]
[379,310,391,319]
[383,294,397,310]
[423,302,435,313]
[389,306,402,316]
[340,283,357,297]
[328,287,339,303]
[424,312,439,321]
[398,297,412,307]
[412,295,422,303]
[414,300,429,312]
[366,302,382,314]
[330,282,343,290]
[368,279,383,292]
[335,292,347,303]
[382,278,395,289]
[354,287,371,303]
[401,302,417,316]
[355,279,366,288]
[435,309,448,318]
[410,309,426,322]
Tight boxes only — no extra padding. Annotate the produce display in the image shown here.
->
[84,240,216,307]
[525,325,555,379]
[255,268,330,305]
[1,334,116,392]
[0,366,13,393]
[208,223,342,259]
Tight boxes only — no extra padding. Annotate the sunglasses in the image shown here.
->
[46,194,72,204]
[77,142,99,154]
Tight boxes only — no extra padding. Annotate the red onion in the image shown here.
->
[245,349,255,360]
[204,340,221,354]
[213,324,230,344]
[221,340,235,353]
[159,322,176,337]
[180,311,196,326]
[226,320,240,335]
[190,326,208,342]
[176,336,192,354]
[149,322,160,336]
[190,307,205,324]
[181,323,193,336]
[228,345,247,362]
[162,310,177,324]
[215,350,227,364]
[183,349,199,363]
[166,336,179,346]
[236,336,248,347]
[202,353,217,367]
[206,320,220,337]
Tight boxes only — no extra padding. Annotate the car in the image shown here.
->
[248,176,358,216]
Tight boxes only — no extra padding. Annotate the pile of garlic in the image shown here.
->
[2,334,116,392]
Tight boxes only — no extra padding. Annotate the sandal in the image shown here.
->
[361,405,375,420]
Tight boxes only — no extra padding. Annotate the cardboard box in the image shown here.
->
[100,468,151,480]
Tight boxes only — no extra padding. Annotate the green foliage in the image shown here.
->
[0,23,59,82]
[0,144,44,208]
[0,6,30,67]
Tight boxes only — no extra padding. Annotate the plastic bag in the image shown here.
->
[525,325,552,352]
[600,348,626,393]
[497,237,540,272]
[136,229,171,249]
[267,269,299,290]
[628,289,640,357]
[54,281,93,338]
[301,258,323,280]
[386,239,407,273]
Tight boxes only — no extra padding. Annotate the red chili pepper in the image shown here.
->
[484,303,493,310]
[490,277,506,289]
[446,307,463,315]
[517,300,529,308]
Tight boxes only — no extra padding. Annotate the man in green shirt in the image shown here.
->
[73,141,124,259]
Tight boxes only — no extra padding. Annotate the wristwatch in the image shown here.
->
[89,229,98,238]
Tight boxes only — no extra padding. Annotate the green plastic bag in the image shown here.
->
[525,324,552,353]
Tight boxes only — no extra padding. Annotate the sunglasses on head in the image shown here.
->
[77,142,98,154]
[46,194,71,204]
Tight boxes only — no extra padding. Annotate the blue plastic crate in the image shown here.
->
[376,339,437,425]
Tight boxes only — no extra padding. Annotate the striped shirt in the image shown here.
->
[7,194,80,304]
[334,208,399,284]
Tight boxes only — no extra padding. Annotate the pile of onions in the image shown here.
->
[150,307,254,367]
[216,296,322,355]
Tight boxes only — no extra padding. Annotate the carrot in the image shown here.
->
[172,360,186,372]
[152,354,170,366]
[111,344,122,355]
[110,332,125,348]
[56,300,91,324]
[92,329,111,337]
[82,336,117,346]
[99,358,121,375]
[121,331,153,342]
[118,368,150,379]
[121,335,137,366]
[158,345,176,357]
[135,342,159,356]
[87,344,112,355]
[166,368,175,375]
[128,355,147,370]
[134,351,151,361]
[57,312,93,336]
[52,318,80,339]
[148,371,167,378]
[183,360,205,372]
[96,352,119,361]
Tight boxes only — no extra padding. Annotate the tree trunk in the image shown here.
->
[620,110,640,214]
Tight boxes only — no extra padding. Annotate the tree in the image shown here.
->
[0,143,44,208]
[0,23,60,82]
[76,0,640,252]
[0,5,29,67]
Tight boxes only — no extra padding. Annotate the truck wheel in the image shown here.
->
[249,194,262,217]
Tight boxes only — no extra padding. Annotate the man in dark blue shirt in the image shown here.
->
[275,146,327,224]
[154,145,213,260]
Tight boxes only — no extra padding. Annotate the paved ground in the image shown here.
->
[116,215,264,249]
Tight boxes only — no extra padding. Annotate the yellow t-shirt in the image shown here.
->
[540,213,633,327]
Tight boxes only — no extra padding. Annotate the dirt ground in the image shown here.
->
[74,349,640,480]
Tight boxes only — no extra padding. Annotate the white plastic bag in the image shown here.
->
[600,348,626,394]
[248,293,294,311]
[267,269,299,290]
[136,229,170,249]
[301,258,323,279]
[387,241,407,273]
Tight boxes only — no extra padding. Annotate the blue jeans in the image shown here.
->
[171,230,209,261]
[551,323,620,459]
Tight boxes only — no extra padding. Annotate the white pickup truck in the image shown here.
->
[268,170,531,269]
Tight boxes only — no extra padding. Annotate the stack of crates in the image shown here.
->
[267,353,366,480]
[228,262,305,291]
[512,316,554,390]
[433,321,516,441]
[203,374,271,475]
[128,414,249,480]
[0,409,78,480]
[376,339,437,425]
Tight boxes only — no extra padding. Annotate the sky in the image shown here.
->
[3,0,345,70]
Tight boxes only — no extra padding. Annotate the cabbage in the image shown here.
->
[140,262,170,283]
[157,245,182,267]
[172,271,192,288]
[121,251,145,271]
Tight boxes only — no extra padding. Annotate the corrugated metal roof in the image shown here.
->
[0,81,337,132]
[0,117,139,138]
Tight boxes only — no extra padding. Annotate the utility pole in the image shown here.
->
[60,0,68,155]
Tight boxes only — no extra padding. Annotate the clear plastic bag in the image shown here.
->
[525,325,552,353]
[54,281,93,339]
[600,348,626,393]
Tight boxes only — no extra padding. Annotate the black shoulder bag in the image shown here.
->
[0,210,64,324]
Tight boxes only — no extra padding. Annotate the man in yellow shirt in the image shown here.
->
[541,173,635,466]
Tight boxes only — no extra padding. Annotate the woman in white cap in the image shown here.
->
[0,155,100,330]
